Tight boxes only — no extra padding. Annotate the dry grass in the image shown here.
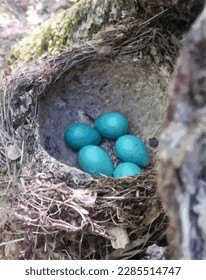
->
[3,166,166,259]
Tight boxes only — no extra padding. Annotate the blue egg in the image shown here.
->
[78,145,114,177]
[115,135,150,167]
[113,162,142,178]
[94,112,129,140]
[64,123,101,151]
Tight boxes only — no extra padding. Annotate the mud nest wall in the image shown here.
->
[38,55,169,168]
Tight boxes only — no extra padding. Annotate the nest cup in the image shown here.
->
[1,20,176,260]
[39,54,169,172]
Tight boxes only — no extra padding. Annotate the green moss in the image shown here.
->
[8,0,137,64]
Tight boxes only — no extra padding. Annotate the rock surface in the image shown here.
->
[0,0,76,71]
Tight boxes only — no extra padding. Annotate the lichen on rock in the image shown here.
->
[9,0,138,64]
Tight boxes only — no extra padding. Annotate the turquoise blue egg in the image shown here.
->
[94,112,129,140]
[64,123,101,151]
[115,135,150,167]
[113,162,142,178]
[78,145,114,177]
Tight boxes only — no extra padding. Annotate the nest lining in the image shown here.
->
[39,55,169,169]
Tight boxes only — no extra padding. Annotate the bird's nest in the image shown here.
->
[0,2,201,259]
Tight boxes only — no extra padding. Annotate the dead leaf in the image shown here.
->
[108,226,129,249]
[6,143,21,161]
[108,237,147,259]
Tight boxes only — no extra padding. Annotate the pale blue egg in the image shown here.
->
[94,112,129,140]
[64,123,101,151]
[78,145,114,177]
[113,162,142,178]
[115,135,150,167]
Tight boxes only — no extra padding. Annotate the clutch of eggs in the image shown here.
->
[64,123,101,151]
[64,112,150,178]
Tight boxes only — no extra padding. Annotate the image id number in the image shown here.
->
[117,266,181,276]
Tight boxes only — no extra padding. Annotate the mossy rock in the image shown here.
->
[8,0,203,65]
[9,0,138,64]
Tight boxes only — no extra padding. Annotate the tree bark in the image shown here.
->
[158,1,206,259]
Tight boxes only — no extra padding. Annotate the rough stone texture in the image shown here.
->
[9,0,139,63]
[145,244,169,260]
[0,0,76,71]
[158,2,206,259]
[8,0,205,64]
